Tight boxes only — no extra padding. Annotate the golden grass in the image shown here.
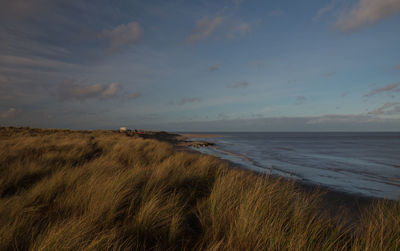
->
[0,127,398,250]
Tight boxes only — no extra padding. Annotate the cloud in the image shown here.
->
[178,97,201,105]
[334,0,400,31]
[100,22,143,51]
[209,63,219,72]
[341,92,348,97]
[395,63,400,70]
[306,114,382,124]
[127,92,141,100]
[228,81,249,88]
[323,71,336,77]
[314,1,337,21]
[0,0,51,21]
[0,54,79,72]
[1,108,19,119]
[160,114,400,132]
[59,82,122,101]
[185,1,251,44]
[101,82,120,98]
[295,96,307,105]
[184,16,224,44]
[364,82,400,98]
[368,102,400,115]
[226,22,251,39]
[236,22,250,35]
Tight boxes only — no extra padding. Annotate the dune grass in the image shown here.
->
[0,127,399,250]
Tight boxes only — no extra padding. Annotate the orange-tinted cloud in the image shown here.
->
[364,82,400,97]
[334,0,400,31]
[100,22,143,51]
[184,16,224,44]
[59,82,122,101]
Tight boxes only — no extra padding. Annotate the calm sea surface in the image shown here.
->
[186,132,400,200]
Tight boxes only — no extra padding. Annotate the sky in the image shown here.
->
[1,0,400,131]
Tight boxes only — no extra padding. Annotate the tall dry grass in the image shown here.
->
[0,127,398,250]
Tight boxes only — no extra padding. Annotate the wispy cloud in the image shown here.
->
[306,114,382,125]
[236,22,251,35]
[185,0,251,44]
[368,102,400,115]
[334,0,400,31]
[161,114,400,132]
[226,21,251,39]
[395,63,400,70]
[127,92,141,100]
[59,82,122,101]
[314,0,338,21]
[295,96,307,105]
[177,97,201,105]
[228,81,249,88]
[323,71,336,77]
[0,54,79,71]
[184,16,224,44]
[0,0,50,21]
[364,82,400,98]
[100,22,143,51]
[209,63,219,72]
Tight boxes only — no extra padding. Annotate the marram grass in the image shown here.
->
[0,127,399,250]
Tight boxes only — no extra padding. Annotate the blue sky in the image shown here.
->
[1,0,400,131]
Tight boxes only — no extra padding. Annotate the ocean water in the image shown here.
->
[187,132,400,200]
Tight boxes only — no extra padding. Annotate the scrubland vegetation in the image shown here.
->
[0,127,399,250]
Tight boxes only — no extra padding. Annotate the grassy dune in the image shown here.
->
[0,127,399,250]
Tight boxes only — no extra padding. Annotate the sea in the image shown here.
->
[186,132,400,200]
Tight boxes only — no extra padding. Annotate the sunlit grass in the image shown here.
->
[0,127,398,250]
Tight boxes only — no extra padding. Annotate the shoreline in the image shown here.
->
[140,131,386,200]
[171,132,382,215]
